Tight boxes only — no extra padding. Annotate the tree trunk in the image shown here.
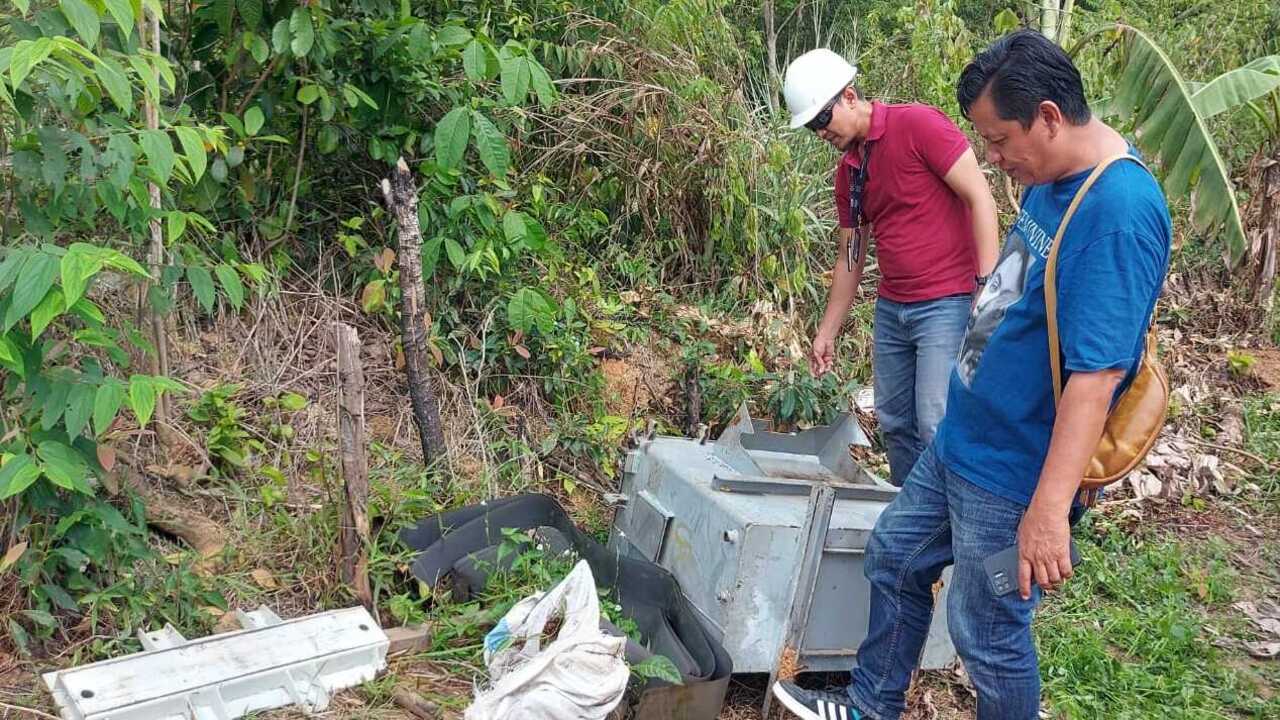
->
[1039,0,1060,42]
[380,158,447,463]
[140,10,171,424]
[1058,0,1078,47]
[335,323,373,612]
[763,1,780,114]
[1252,148,1280,311]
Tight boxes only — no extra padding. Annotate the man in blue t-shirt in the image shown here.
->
[773,30,1172,720]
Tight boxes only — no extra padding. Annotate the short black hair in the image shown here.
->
[957,29,1091,128]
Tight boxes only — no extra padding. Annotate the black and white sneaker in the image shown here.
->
[772,680,864,720]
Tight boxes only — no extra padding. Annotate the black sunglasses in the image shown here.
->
[805,93,841,131]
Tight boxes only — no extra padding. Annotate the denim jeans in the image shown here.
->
[873,295,971,486]
[846,444,1042,720]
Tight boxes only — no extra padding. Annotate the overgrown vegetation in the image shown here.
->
[2,0,1280,717]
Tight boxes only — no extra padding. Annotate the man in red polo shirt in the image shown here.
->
[785,49,999,486]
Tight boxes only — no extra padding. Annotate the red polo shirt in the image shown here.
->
[834,101,977,302]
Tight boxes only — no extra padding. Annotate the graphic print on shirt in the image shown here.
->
[955,209,1049,387]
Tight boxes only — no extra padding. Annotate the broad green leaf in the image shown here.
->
[65,383,94,438]
[60,0,100,48]
[244,106,265,136]
[444,238,465,269]
[60,246,97,307]
[166,211,187,243]
[421,236,442,277]
[289,7,314,57]
[149,53,178,93]
[470,111,510,177]
[279,392,308,411]
[630,654,684,685]
[93,379,125,436]
[0,455,40,500]
[139,129,176,184]
[41,381,72,431]
[100,248,148,277]
[507,287,556,335]
[360,279,385,313]
[10,38,54,91]
[0,78,13,113]
[237,0,263,28]
[317,125,339,154]
[271,19,290,55]
[95,57,131,112]
[1099,25,1249,263]
[11,0,31,14]
[215,263,244,310]
[438,25,472,48]
[463,39,488,82]
[186,266,215,313]
[528,58,556,109]
[503,211,529,244]
[70,298,105,326]
[246,31,270,64]
[30,287,65,339]
[434,106,470,170]
[127,375,157,427]
[1191,56,1280,120]
[37,441,92,494]
[103,0,134,36]
[0,336,22,377]
[210,0,234,37]
[174,126,207,182]
[127,54,160,104]
[500,52,531,106]
[296,84,320,105]
[993,7,1021,35]
[0,248,29,292]
[4,251,58,333]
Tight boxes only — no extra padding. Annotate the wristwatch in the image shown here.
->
[975,274,991,288]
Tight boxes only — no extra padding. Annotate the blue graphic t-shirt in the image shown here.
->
[934,155,1172,506]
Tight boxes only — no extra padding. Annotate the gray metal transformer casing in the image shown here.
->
[608,406,957,673]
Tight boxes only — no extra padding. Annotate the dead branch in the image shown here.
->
[334,323,374,612]
[380,158,447,463]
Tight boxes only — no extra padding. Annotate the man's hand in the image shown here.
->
[1015,500,1073,600]
[809,332,837,376]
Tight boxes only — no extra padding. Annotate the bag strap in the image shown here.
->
[1044,153,1150,405]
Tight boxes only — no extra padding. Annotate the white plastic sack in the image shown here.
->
[465,559,629,720]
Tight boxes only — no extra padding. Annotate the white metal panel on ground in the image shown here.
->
[42,606,388,720]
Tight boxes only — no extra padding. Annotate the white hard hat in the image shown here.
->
[783,49,858,129]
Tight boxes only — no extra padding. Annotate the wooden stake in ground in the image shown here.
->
[380,157,446,464]
[334,323,373,611]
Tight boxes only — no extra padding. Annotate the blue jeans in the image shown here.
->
[873,295,970,486]
[847,444,1042,720]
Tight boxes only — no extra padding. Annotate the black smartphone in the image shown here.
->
[984,540,1082,597]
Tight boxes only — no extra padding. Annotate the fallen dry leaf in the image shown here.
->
[1234,600,1280,636]
[514,344,531,360]
[97,444,116,472]
[1245,640,1280,659]
[374,247,396,273]
[251,568,279,589]
[492,394,505,410]
[214,609,242,634]
[1,541,29,573]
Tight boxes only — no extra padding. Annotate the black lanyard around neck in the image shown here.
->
[847,140,874,272]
